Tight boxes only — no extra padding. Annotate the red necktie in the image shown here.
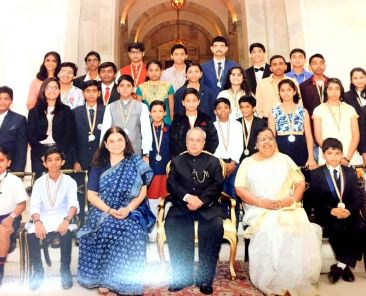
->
[104,87,110,104]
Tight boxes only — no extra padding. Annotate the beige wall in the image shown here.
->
[0,0,81,116]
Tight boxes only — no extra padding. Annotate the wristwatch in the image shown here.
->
[9,213,17,220]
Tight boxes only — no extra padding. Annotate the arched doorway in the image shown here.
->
[118,0,246,68]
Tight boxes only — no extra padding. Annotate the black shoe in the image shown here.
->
[61,269,73,289]
[29,272,44,290]
[199,284,213,295]
[168,284,185,292]
[168,279,193,292]
[328,264,343,284]
[341,266,355,282]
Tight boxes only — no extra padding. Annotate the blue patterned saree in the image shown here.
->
[77,155,153,295]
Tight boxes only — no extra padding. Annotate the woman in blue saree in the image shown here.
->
[77,126,153,296]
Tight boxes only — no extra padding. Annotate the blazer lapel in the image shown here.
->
[0,111,12,130]
[321,166,338,200]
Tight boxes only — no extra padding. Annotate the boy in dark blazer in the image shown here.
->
[73,80,105,225]
[201,36,239,98]
[237,95,267,162]
[0,86,27,171]
[309,138,366,284]
[244,43,271,95]
[97,62,119,105]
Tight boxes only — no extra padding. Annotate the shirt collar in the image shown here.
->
[326,163,341,174]
[0,110,9,118]
[311,76,327,85]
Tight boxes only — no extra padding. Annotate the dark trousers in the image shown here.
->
[165,213,223,286]
[28,231,73,274]
[327,218,366,267]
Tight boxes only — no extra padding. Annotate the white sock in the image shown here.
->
[337,262,347,270]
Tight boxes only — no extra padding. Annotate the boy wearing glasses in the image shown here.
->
[73,51,101,89]
[118,42,147,87]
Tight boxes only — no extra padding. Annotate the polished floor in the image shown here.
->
[1,234,365,296]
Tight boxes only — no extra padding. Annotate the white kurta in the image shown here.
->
[235,153,322,296]
[28,173,79,233]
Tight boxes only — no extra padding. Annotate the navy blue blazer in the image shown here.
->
[200,59,239,98]
[308,165,364,228]
[174,84,216,120]
[0,110,27,171]
[73,103,105,170]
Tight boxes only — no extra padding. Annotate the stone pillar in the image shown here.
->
[78,0,120,74]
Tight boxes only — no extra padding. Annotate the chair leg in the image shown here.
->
[157,235,166,264]
[225,236,237,280]
[244,238,250,262]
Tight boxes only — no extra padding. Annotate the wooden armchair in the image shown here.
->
[11,172,36,284]
[156,151,238,279]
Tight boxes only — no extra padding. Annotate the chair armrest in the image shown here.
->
[157,197,172,227]
[220,192,237,226]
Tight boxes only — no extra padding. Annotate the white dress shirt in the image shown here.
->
[0,110,8,128]
[213,119,244,163]
[0,172,28,215]
[28,173,79,233]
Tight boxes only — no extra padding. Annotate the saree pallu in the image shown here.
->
[77,155,153,295]
[236,153,322,296]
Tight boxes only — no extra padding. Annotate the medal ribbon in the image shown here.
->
[329,167,344,203]
[241,118,252,150]
[327,103,341,131]
[218,121,230,152]
[118,99,134,130]
[152,123,164,156]
[86,105,97,135]
[46,173,63,208]
[281,104,295,135]
[130,63,143,86]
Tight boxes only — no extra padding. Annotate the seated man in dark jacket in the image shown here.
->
[308,138,366,284]
[165,127,224,294]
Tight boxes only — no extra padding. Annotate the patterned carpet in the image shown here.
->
[144,261,264,296]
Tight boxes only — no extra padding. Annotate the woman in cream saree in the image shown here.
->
[235,127,322,296]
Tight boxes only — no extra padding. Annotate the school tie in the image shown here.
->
[104,87,110,104]
[333,169,341,191]
[217,62,222,78]
[89,108,95,122]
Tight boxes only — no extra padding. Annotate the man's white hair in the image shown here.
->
[186,127,206,141]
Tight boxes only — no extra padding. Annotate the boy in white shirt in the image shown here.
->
[0,146,28,286]
[28,147,79,290]
[213,98,243,222]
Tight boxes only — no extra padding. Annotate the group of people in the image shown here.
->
[0,35,366,295]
